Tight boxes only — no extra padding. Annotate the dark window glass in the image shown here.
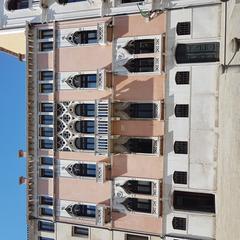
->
[75,137,95,150]
[72,74,97,88]
[72,226,89,237]
[40,103,53,113]
[173,191,215,213]
[38,221,54,232]
[176,22,191,35]
[175,104,189,118]
[123,198,151,213]
[74,121,95,134]
[40,196,53,206]
[58,0,86,4]
[126,234,148,240]
[173,171,187,184]
[127,103,156,119]
[75,104,95,117]
[67,204,96,218]
[174,141,188,154]
[39,30,53,39]
[175,71,190,85]
[122,0,144,3]
[124,39,154,54]
[172,217,186,230]
[124,58,154,73]
[71,163,96,177]
[40,208,53,216]
[176,42,220,64]
[40,84,53,93]
[124,138,154,154]
[40,169,53,178]
[39,237,54,240]
[40,71,53,81]
[40,157,53,166]
[40,139,53,149]
[40,115,53,125]
[40,127,53,137]
[40,42,53,52]
[7,0,29,10]
[71,30,98,44]
[122,180,152,195]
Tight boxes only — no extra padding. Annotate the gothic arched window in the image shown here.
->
[124,39,154,54]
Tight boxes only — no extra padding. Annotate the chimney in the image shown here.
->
[19,176,28,185]
[18,150,27,158]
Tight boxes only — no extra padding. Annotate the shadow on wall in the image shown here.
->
[111,154,128,177]
[113,16,129,40]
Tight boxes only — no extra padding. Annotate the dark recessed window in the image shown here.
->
[172,217,187,230]
[40,127,53,137]
[40,103,53,113]
[40,157,53,166]
[40,139,53,150]
[75,137,95,151]
[40,207,53,216]
[38,237,54,240]
[173,171,187,184]
[75,104,95,117]
[66,204,96,218]
[122,180,152,195]
[70,30,97,44]
[72,226,89,237]
[174,141,188,154]
[40,196,53,206]
[176,22,191,35]
[121,0,144,3]
[173,191,215,213]
[127,103,157,119]
[126,234,148,240]
[71,163,96,177]
[38,221,54,232]
[175,71,190,85]
[74,121,95,134]
[58,0,86,5]
[124,138,155,154]
[7,0,29,10]
[39,83,53,93]
[40,42,53,52]
[124,58,154,73]
[124,39,154,54]
[40,115,53,125]
[39,30,53,39]
[176,42,220,64]
[39,71,53,81]
[175,104,189,118]
[40,169,53,178]
[72,74,97,88]
[123,198,152,213]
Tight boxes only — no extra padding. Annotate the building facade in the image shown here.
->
[0,0,226,239]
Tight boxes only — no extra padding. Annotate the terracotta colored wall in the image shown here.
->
[39,94,53,102]
[114,14,166,39]
[113,75,165,101]
[56,178,111,204]
[56,45,112,72]
[38,178,53,196]
[37,53,53,70]
[112,120,164,137]
[112,154,163,179]
[112,212,162,234]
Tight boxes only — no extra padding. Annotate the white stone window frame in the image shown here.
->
[124,233,150,240]
[113,0,150,8]
[37,28,54,53]
[72,225,90,238]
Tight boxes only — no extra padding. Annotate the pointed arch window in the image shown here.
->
[67,30,97,45]
[124,58,154,73]
[66,204,96,218]
[123,138,155,154]
[67,74,97,89]
[123,198,152,213]
[124,39,154,54]
[122,180,152,195]
[75,137,95,151]
[75,104,95,117]
[74,121,95,134]
[67,163,96,177]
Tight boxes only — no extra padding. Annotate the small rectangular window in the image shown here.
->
[172,217,187,230]
[126,234,148,240]
[38,221,54,232]
[40,196,53,206]
[39,29,53,39]
[174,141,188,154]
[40,207,53,216]
[40,157,53,166]
[121,0,144,3]
[38,237,54,240]
[39,83,53,93]
[175,71,190,85]
[40,103,53,113]
[176,22,191,35]
[173,171,187,184]
[72,226,89,237]
[175,104,189,118]
[40,139,53,149]
[40,115,53,125]
[39,71,53,81]
[40,127,53,137]
[40,42,53,52]
[40,169,53,178]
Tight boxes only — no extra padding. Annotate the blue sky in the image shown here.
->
[0,52,26,239]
